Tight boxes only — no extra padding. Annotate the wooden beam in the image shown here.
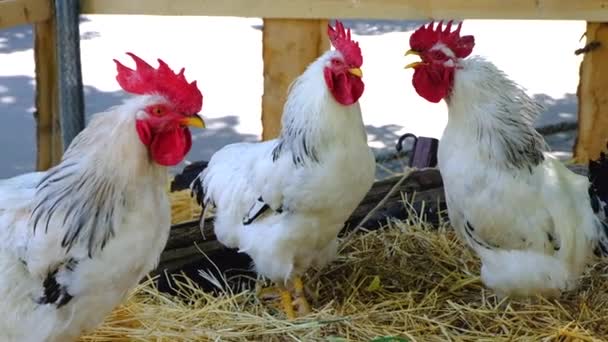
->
[261,19,329,140]
[34,3,62,170]
[81,0,608,20]
[55,0,85,150]
[574,22,608,163]
[0,0,52,29]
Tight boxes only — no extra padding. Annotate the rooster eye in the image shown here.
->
[430,50,448,60]
[151,106,164,116]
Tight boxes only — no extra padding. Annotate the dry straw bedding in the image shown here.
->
[80,189,608,341]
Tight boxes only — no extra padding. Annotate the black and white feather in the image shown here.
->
[438,55,605,297]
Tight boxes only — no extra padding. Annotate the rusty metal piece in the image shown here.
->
[396,133,439,168]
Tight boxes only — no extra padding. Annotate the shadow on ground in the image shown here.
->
[0,25,34,54]
[251,19,425,34]
[0,17,99,54]
[0,58,579,179]
[0,74,259,178]
[339,19,426,35]
[534,92,577,126]
[365,92,578,157]
[177,116,258,174]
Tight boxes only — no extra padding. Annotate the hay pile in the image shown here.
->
[80,190,608,341]
[169,189,203,224]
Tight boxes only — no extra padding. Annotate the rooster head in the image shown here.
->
[324,20,364,106]
[405,21,475,103]
[114,53,205,166]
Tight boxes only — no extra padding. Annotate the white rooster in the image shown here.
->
[404,21,608,298]
[191,20,375,318]
[0,53,205,341]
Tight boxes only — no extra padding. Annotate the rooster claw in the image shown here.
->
[257,285,281,300]
[292,296,311,315]
[257,278,312,319]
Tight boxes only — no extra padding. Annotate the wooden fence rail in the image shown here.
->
[80,0,608,21]
[0,0,51,29]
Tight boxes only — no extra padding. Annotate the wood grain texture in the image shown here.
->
[0,0,51,29]
[261,19,329,140]
[81,0,608,20]
[34,10,63,170]
[575,22,608,163]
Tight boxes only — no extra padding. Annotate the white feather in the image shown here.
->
[0,95,172,341]
[440,56,600,297]
[199,50,376,283]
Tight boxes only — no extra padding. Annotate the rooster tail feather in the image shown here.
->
[171,160,209,192]
[589,142,608,257]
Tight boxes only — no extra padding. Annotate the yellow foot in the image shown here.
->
[257,284,296,319]
[292,276,311,315]
[257,285,281,300]
[257,278,312,319]
[279,287,296,320]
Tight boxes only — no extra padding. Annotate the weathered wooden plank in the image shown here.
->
[261,19,329,140]
[81,0,608,20]
[55,0,85,150]
[0,0,52,29]
[574,22,608,163]
[34,6,62,170]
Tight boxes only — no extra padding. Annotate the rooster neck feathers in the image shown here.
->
[447,56,546,171]
[272,50,366,167]
[30,96,167,258]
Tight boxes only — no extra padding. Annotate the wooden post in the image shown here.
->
[574,22,608,163]
[261,19,329,140]
[34,2,62,170]
[55,0,85,150]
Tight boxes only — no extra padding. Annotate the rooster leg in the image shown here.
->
[257,284,296,319]
[278,284,296,320]
[257,285,281,300]
[292,276,311,315]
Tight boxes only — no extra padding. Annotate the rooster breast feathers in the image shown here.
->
[198,140,286,245]
[196,133,375,282]
[441,149,603,296]
[197,136,334,242]
[0,172,45,255]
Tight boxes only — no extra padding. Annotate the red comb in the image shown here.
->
[114,53,203,115]
[328,20,363,67]
[409,20,475,58]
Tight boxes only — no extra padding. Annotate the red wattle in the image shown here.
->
[324,67,364,106]
[412,66,453,103]
[135,120,153,146]
[149,127,192,166]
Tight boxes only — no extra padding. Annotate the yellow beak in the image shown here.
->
[348,68,363,78]
[404,50,423,69]
[404,61,424,69]
[181,115,206,128]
